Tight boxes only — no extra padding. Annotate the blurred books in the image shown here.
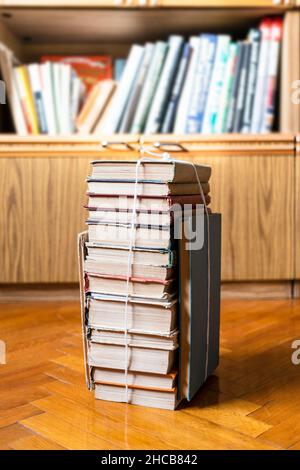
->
[0,17,282,135]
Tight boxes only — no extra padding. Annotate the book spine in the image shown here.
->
[202,35,231,134]
[185,35,206,134]
[260,18,282,134]
[15,66,39,134]
[27,64,48,134]
[102,44,145,134]
[118,42,154,133]
[196,35,217,133]
[40,62,57,135]
[130,41,168,134]
[241,29,261,134]
[173,36,201,134]
[214,42,237,134]
[161,43,191,134]
[250,18,272,134]
[225,42,244,133]
[233,41,251,133]
[144,35,183,134]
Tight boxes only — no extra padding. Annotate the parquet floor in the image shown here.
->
[1,296,300,450]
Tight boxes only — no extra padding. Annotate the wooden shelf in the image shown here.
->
[0,1,294,9]
[0,133,294,157]
[0,6,289,47]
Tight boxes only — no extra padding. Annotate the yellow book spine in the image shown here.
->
[16,66,39,135]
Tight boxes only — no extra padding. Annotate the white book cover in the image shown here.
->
[60,63,72,134]
[27,63,48,134]
[173,36,201,134]
[214,43,237,134]
[100,44,144,134]
[118,42,154,133]
[40,62,57,135]
[251,19,271,133]
[53,63,62,134]
[201,35,231,134]
[70,73,81,133]
[12,68,28,135]
[130,41,168,134]
[144,35,183,134]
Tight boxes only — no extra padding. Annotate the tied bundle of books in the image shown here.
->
[78,158,221,410]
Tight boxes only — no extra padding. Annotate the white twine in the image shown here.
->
[123,141,211,403]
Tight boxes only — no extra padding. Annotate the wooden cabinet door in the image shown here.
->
[296,137,300,279]
[192,153,294,281]
[0,156,90,283]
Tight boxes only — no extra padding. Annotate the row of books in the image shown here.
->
[79,17,282,135]
[1,17,281,136]
[79,159,221,409]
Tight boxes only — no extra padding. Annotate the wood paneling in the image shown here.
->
[0,156,90,283]
[1,297,300,449]
[192,153,294,281]
[280,12,300,134]
[0,134,295,283]
[296,137,300,279]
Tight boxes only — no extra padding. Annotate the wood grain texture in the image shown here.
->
[221,282,293,299]
[0,157,90,282]
[192,153,294,281]
[0,134,295,283]
[296,137,300,279]
[0,297,300,449]
[280,12,300,133]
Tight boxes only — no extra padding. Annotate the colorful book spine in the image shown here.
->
[196,34,217,133]
[214,42,237,134]
[261,18,283,134]
[14,66,39,135]
[202,35,231,134]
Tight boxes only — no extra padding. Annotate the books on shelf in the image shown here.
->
[0,16,282,136]
[79,158,221,410]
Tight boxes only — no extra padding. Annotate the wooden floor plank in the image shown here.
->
[11,435,66,450]
[0,298,300,450]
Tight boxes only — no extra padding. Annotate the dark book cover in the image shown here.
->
[178,213,221,402]
[225,42,244,133]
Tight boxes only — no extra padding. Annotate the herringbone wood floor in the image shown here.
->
[1,296,300,450]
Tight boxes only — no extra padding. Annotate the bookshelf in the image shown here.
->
[0,2,298,293]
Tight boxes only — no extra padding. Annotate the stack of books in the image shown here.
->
[78,159,221,410]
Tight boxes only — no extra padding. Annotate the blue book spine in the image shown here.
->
[34,91,48,134]
[197,35,217,132]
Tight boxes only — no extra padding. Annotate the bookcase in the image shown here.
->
[0,1,299,294]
